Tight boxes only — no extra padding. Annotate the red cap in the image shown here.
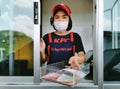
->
[52,3,71,16]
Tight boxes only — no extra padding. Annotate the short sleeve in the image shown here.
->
[74,33,85,53]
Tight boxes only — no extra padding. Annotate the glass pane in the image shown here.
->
[104,0,120,81]
[104,11,111,31]
[0,0,33,76]
[104,0,117,10]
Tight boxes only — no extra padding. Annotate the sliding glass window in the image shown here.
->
[0,0,34,79]
[104,0,120,82]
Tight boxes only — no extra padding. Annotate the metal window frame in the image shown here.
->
[35,0,104,89]
[0,0,105,89]
[93,0,103,89]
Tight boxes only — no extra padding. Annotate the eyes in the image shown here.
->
[53,10,69,21]
[54,15,68,20]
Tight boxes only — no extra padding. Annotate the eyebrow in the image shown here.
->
[54,14,68,17]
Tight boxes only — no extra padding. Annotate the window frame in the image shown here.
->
[37,0,104,89]
[0,0,105,89]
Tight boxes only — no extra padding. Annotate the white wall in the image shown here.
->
[41,0,93,52]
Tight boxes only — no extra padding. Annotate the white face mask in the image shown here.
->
[54,21,68,32]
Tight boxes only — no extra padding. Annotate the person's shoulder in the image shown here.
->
[42,33,48,39]
[43,32,54,37]
[71,32,80,37]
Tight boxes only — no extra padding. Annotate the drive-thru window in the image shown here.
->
[0,0,120,89]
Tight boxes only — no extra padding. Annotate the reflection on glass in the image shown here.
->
[104,0,120,81]
[0,0,33,76]
[104,11,111,31]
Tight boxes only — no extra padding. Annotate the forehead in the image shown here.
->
[54,9,68,16]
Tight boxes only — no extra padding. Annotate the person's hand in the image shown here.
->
[40,38,46,53]
[68,56,81,70]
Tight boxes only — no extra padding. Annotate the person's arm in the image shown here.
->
[40,50,46,61]
[68,51,85,70]
[77,51,85,64]
[40,38,47,62]
[68,33,86,70]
